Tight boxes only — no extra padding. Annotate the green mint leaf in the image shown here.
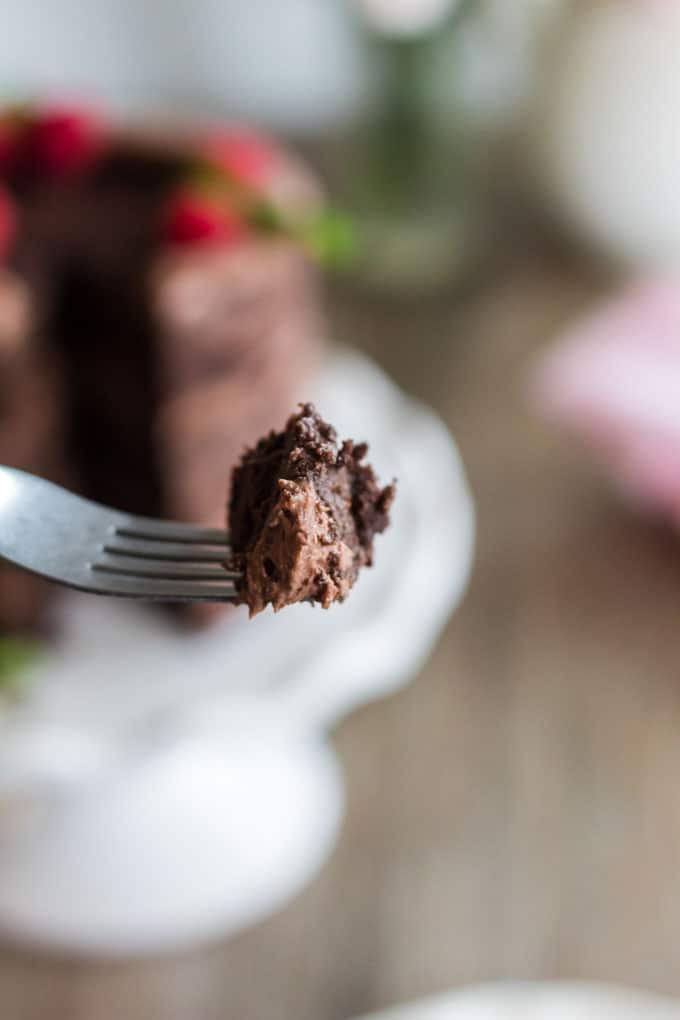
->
[248,200,287,234]
[0,638,41,701]
[303,210,357,267]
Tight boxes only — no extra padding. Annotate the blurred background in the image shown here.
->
[4,0,680,1017]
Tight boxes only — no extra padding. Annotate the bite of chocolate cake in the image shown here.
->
[228,404,395,616]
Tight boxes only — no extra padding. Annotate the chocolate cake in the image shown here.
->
[0,269,63,632]
[0,103,341,634]
[228,404,395,616]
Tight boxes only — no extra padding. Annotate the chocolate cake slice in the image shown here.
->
[228,404,395,616]
[0,103,330,634]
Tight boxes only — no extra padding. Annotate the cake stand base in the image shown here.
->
[0,715,342,957]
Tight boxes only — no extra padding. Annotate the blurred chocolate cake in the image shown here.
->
[0,269,63,632]
[0,103,336,633]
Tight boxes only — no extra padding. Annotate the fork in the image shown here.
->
[0,465,240,602]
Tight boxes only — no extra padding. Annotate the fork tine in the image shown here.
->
[104,537,231,562]
[93,574,238,602]
[93,554,240,581]
[116,515,230,546]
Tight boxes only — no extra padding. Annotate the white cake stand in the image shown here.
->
[0,347,474,957]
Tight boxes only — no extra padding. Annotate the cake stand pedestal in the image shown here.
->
[0,701,342,956]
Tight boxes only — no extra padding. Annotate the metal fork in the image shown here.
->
[0,465,240,602]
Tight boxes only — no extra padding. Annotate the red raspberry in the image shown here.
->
[162,191,248,247]
[205,129,278,188]
[0,187,16,260]
[23,106,101,177]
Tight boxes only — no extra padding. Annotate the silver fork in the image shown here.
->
[0,465,240,602]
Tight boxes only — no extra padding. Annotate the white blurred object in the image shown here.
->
[535,0,680,266]
[353,0,461,37]
[0,0,363,131]
[0,347,474,956]
[352,983,680,1019]
[0,0,567,131]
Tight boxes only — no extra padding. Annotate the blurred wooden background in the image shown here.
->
[4,245,680,1019]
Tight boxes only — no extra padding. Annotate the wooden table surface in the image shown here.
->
[4,250,680,1019]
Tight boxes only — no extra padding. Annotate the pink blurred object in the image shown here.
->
[533,275,680,523]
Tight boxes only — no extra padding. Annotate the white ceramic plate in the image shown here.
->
[353,983,680,1020]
